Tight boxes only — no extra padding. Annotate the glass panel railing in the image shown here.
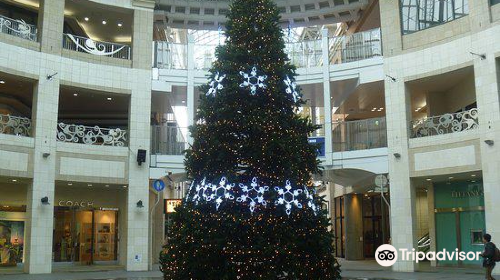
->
[151,126,188,155]
[194,43,218,70]
[57,123,127,146]
[329,28,382,64]
[0,15,37,42]
[62,34,131,60]
[285,39,323,68]
[410,108,478,138]
[0,114,32,137]
[332,117,387,152]
[155,41,188,69]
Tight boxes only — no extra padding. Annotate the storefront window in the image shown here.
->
[53,208,118,264]
[0,220,24,265]
[434,180,485,266]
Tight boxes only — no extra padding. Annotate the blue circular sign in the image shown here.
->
[153,180,166,192]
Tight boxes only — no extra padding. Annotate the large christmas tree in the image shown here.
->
[160,0,340,279]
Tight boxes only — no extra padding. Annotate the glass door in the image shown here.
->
[53,208,93,264]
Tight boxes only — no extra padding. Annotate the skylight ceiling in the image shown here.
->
[155,0,370,30]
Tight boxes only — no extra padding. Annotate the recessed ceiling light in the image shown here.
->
[68,182,73,186]
[0,80,5,84]
[426,178,432,181]
[471,180,476,183]
[123,185,127,188]
[73,93,78,97]
[12,179,17,182]
[379,108,384,110]
[105,184,110,187]
[181,100,186,103]
[107,97,112,101]
[84,17,89,21]
[117,22,123,27]
[102,20,107,25]
[88,184,93,187]
[471,174,476,177]
[448,176,454,179]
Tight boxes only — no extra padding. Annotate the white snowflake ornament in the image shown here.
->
[275,180,303,215]
[284,75,300,103]
[239,66,267,95]
[303,186,318,215]
[236,177,269,213]
[206,72,226,97]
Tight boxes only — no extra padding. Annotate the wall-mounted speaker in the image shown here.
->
[137,149,147,165]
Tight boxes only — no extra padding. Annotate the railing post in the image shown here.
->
[187,35,195,145]
[321,28,333,164]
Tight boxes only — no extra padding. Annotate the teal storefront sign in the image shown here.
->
[434,180,485,266]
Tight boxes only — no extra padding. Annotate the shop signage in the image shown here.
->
[58,200,94,207]
[165,199,182,213]
[451,190,483,198]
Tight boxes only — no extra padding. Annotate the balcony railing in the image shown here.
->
[410,108,478,138]
[63,34,131,60]
[285,39,323,68]
[153,28,382,70]
[332,117,387,152]
[329,28,382,64]
[57,123,127,146]
[151,126,188,155]
[0,15,37,42]
[155,41,188,69]
[0,114,32,137]
[194,43,218,70]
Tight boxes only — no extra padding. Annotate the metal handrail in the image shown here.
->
[328,28,382,64]
[332,117,387,152]
[0,14,38,42]
[62,33,131,59]
[151,125,188,155]
[154,41,188,69]
[410,108,478,138]
[0,114,32,137]
[57,123,127,146]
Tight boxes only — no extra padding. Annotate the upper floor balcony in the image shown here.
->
[62,33,131,60]
[0,14,37,42]
[407,65,478,141]
[153,28,383,71]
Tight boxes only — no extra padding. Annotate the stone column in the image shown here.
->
[343,193,364,260]
[378,0,403,57]
[132,9,154,69]
[385,77,418,272]
[37,0,65,55]
[24,70,61,273]
[472,39,500,275]
[186,34,196,145]
[321,29,333,165]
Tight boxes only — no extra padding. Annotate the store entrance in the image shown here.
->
[53,207,118,265]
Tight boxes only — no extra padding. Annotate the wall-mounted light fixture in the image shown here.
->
[386,75,397,82]
[42,152,50,158]
[470,52,486,60]
[136,200,144,208]
[485,139,494,146]
[393,153,401,159]
[41,196,50,205]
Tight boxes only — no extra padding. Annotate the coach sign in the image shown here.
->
[58,200,94,207]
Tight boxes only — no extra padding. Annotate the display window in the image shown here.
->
[53,207,118,265]
[0,220,24,266]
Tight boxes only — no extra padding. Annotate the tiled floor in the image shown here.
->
[0,260,495,280]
